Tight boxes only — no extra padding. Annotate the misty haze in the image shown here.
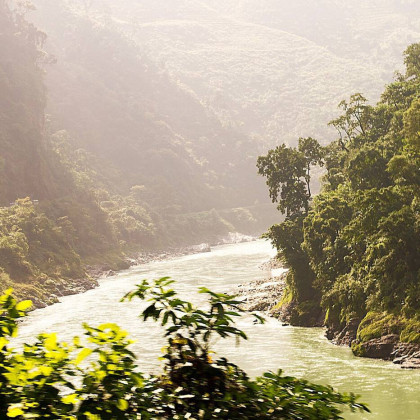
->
[0,1,420,419]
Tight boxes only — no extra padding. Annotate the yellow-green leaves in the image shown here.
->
[0,289,28,340]
[62,393,78,405]
[15,300,32,312]
[0,336,8,350]
[1,288,14,300]
[44,333,58,351]
[7,405,24,418]
[117,399,129,411]
[84,413,101,420]
[0,281,368,419]
[75,348,93,365]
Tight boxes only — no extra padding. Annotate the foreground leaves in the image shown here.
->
[0,284,369,418]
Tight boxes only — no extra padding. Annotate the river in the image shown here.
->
[16,240,420,419]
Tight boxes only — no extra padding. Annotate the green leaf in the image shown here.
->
[62,393,78,405]
[75,348,93,365]
[7,406,25,418]
[117,399,129,411]
[15,300,32,312]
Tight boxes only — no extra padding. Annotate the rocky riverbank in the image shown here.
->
[27,276,99,309]
[32,233,257,309]
[328,325,420,369]
[238,257,420,369]
[53,243,213,302]
[26,243,214,309]
[235,257,288,313]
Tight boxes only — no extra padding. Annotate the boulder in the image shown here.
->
[193,243,211,253]
[392,344,420,369]
[401,358,420,369]
[358,334,399,359]
[330,318,360,347]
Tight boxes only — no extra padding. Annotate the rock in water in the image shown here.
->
[219,232,255,244]
[193,243,211,253]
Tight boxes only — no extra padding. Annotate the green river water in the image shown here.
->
[16,240,420,419]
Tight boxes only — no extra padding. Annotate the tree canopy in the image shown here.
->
[258,42,420,344]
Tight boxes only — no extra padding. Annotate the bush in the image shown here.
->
[400,318,420,344]
[356,312,401,342]
[356,312,420,345]
[0,280,369,419]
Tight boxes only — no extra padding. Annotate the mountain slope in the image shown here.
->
[66,0,420,147]
[30,0,420,212]
[31,0,270,212]
[0,0,279,306]
[0,1,63,204]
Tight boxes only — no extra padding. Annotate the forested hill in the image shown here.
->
[31,0,268,213]
[258,44,420,363]
[0,1,63,204]
[0,0,276,306]
[0,0,125,305]
[62,0,420,146]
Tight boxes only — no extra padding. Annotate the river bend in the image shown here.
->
[16,241,420,419]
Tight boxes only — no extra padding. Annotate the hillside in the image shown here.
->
[31,0,270,213]
[0,1,120,305]
[66,0,420,146]
[29,0,420,209]
[0,1,61,204]
[2,0,420,306]
[0,0,279,306]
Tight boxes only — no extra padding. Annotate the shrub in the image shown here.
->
[0,280,369,419]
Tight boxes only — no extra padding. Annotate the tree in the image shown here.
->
[259,42,420,355]
[403,97,420,151]
[257,139,324,321]
[257,144,309,216]
[345,144,390,190]
[328,93,372,149]
[298,137,324,197]
[404,43,420,78]
[266,217,317,305]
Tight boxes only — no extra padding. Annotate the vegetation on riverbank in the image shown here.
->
[258,43,420,360]
[0,281,369,419]
[0,195,267,307]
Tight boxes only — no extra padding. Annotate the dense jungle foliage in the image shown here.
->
[258,44,420,349]
[0,282,369,419]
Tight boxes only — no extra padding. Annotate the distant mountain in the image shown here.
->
[61,0,420,146]
[29,0,420,212]
[31,0,270,213]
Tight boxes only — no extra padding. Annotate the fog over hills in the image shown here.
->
[2,1,420,415]
[31,0,274,213]
[57,0,420,146]
[2,0,418,302]
[24,0,420,217]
